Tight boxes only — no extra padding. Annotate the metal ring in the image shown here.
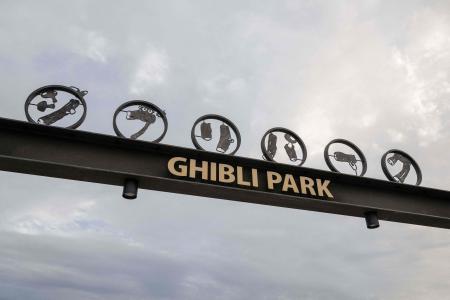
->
[324,138,367,176]
[260,127,307,166]
[25,85,88,129]
[381,149,422,185]
[191,114,241,155]
[113,100,168,143]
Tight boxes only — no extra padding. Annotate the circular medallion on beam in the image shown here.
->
[261,127,307,166]
[191,114,241,155]
[324,139,367,176]
[381,149,422,185]
[113,100,168,143]
[25,85,88,129]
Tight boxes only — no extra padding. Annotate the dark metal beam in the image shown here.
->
[0,117,448,229]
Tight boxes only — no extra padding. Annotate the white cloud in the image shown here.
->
[0,0,449,299]
[5,200,139,246]
[387,129,404,143]
[68,28,110,63]
[85,31,109,63]
[390,10,450,146]
[130,47,169,95]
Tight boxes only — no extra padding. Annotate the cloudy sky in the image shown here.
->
[0,0,449,299]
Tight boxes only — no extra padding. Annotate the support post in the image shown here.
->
[123,179,138,200]
[365,211,380,229]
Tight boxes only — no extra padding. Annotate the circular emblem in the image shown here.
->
[25,85,88,129]
[381,149,422,185]
[324,139,367,176]
[191,114,241,155]
[260,127,307,166]
[113,100,168,143]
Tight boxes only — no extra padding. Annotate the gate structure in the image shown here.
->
[0,117,448,229]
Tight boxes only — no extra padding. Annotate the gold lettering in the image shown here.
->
[316,179,333,198]
[237,166,251,186]
[299,176,316,196]
[210,162,217,181]
[219,164,235,183]
[167,157,188,177]
[189,159,208,180]
[282,174,299,193]
[168,157,332,200]
[251,168,259,188]
[267,171,282,190]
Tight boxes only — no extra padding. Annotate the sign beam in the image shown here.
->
[0,117,448,229]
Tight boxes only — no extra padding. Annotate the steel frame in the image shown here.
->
[0,117,448,229]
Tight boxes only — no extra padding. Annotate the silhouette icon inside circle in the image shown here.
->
[266,132,277,159]
[388,153,411,182]
[191,114,241,155]
[381,149,422,185]
[113,100,168,143]
[324,139,367,176]
[261,128,307,166]
[25,85,88,129]
[284,133,303,162]
[198,121,213,141]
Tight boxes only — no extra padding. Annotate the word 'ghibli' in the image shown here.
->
[167,157,334,199]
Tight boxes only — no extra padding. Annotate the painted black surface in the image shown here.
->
[0,117,448,229]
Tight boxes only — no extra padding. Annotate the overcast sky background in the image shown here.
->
[0,0,449,299]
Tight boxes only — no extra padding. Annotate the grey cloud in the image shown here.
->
[0,0,449,299]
